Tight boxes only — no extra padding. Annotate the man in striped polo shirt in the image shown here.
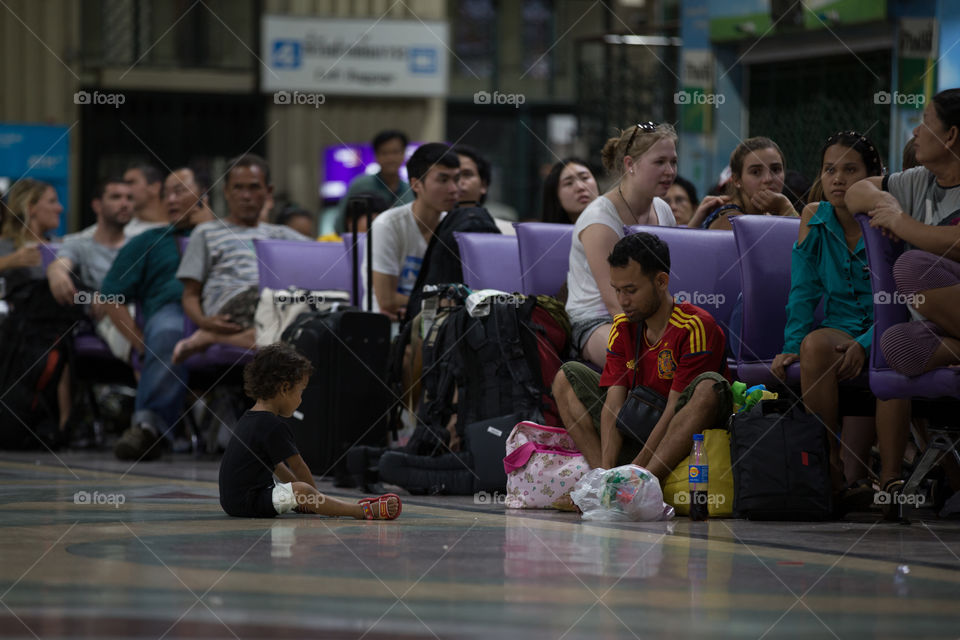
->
[552,232,733,482]
[174,154,308,363]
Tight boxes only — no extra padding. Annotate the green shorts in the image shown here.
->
[560,363,734,464]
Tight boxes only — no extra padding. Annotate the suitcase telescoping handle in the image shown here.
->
[347,196,375,310]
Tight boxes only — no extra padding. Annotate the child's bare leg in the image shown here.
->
[291,482,363,517]
[290,482,400,519]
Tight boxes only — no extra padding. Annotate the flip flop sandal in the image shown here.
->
[832,478,875,518]
[359,493,402,520]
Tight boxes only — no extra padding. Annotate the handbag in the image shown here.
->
[730,400,832,520]
[615,330,666,445]
[254,287,350,346]
[503,421,589,509]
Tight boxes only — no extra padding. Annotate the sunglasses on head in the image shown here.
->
[626,122,659,149]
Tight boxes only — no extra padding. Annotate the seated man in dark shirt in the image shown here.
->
[101,167,215,461]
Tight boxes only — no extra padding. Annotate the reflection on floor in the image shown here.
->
[1,451,960,639]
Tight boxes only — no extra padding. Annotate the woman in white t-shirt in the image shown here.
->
[566,122,678,367]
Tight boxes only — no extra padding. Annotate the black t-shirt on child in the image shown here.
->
[219,410,299,517]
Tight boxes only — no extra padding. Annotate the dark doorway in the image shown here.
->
[748,50,892,187]
[78,90,266,227]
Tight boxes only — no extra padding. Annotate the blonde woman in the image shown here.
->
[0,178,62,280]
[565,122,678,367]
[0,178,70,444]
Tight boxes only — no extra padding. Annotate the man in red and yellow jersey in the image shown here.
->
[553,232,732,481]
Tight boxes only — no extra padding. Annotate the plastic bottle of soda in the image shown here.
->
[689,433,709,521]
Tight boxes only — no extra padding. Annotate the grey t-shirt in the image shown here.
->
[79,217,166,238]
[57,233,124,288]
[884,166,960,227]
[176,220,308,315]
[883,166,960,321]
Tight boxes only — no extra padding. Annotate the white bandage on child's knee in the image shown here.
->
[271,482,298,514]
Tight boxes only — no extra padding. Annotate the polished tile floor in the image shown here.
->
[2,451,960,639]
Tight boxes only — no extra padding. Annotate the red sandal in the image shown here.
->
[358,493,402,520]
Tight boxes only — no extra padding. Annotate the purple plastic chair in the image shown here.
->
[856,214,960,508]
[624,225,741,327]
[514,222,573,296]
[855,214,960,399]
[253,238,351,292]
[39,243,60,270]
[730,216,805,386]
[624,225,742,373]
[453,232,522,293]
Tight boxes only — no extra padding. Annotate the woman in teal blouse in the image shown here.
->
[772,131,911,515]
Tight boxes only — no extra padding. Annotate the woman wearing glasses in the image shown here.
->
[565,122,678,367]
[690,136,799,230]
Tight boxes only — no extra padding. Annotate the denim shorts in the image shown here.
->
[570,315,614,356]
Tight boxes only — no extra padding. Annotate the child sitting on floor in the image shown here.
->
[219,343,401,520]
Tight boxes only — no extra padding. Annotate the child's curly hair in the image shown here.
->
[243,343,314,400]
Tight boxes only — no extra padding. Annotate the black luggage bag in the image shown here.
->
[280,199,392,476]
[730,400,833,520]
[282,309,391,477]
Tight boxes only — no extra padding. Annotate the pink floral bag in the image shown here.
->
[503,421,590,509]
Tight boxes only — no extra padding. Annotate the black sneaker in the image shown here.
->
[114,426,163,461]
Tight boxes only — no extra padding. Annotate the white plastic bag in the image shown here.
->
[571,465,675,521]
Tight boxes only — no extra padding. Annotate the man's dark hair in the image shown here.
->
[406,143,460,183]
[607,232,671,276]
[94,175,129,200]
[452,144,491,189]
[243,343,314,400]
[226,153,271,186]
[274,206,314,226]
[167,165,211,200]
[125,163,163,185]
[372,129,409,152]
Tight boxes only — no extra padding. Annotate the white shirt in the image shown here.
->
[565,195,675,323]
[362,202,429,313]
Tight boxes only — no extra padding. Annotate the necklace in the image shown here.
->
[618,184,641,224]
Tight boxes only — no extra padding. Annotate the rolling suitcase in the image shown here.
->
[280,198,391,476]
[282,310,391,476]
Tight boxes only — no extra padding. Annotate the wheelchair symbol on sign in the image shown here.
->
[272,40,302,69]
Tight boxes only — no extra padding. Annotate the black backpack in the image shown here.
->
[403,205,500,321]
[0,279,85,448]
[409,297,559,457]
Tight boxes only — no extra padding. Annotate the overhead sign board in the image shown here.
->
[261,16,449,97]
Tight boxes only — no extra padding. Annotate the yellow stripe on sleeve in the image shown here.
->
[670,309,708,353]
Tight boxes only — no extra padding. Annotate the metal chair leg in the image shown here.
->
[900,429,960,520]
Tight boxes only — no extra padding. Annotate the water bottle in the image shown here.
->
[689,433,709,521]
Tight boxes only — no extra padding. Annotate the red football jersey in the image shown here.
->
[599,303,729,397]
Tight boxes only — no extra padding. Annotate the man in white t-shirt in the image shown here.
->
[363,143,461,320]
